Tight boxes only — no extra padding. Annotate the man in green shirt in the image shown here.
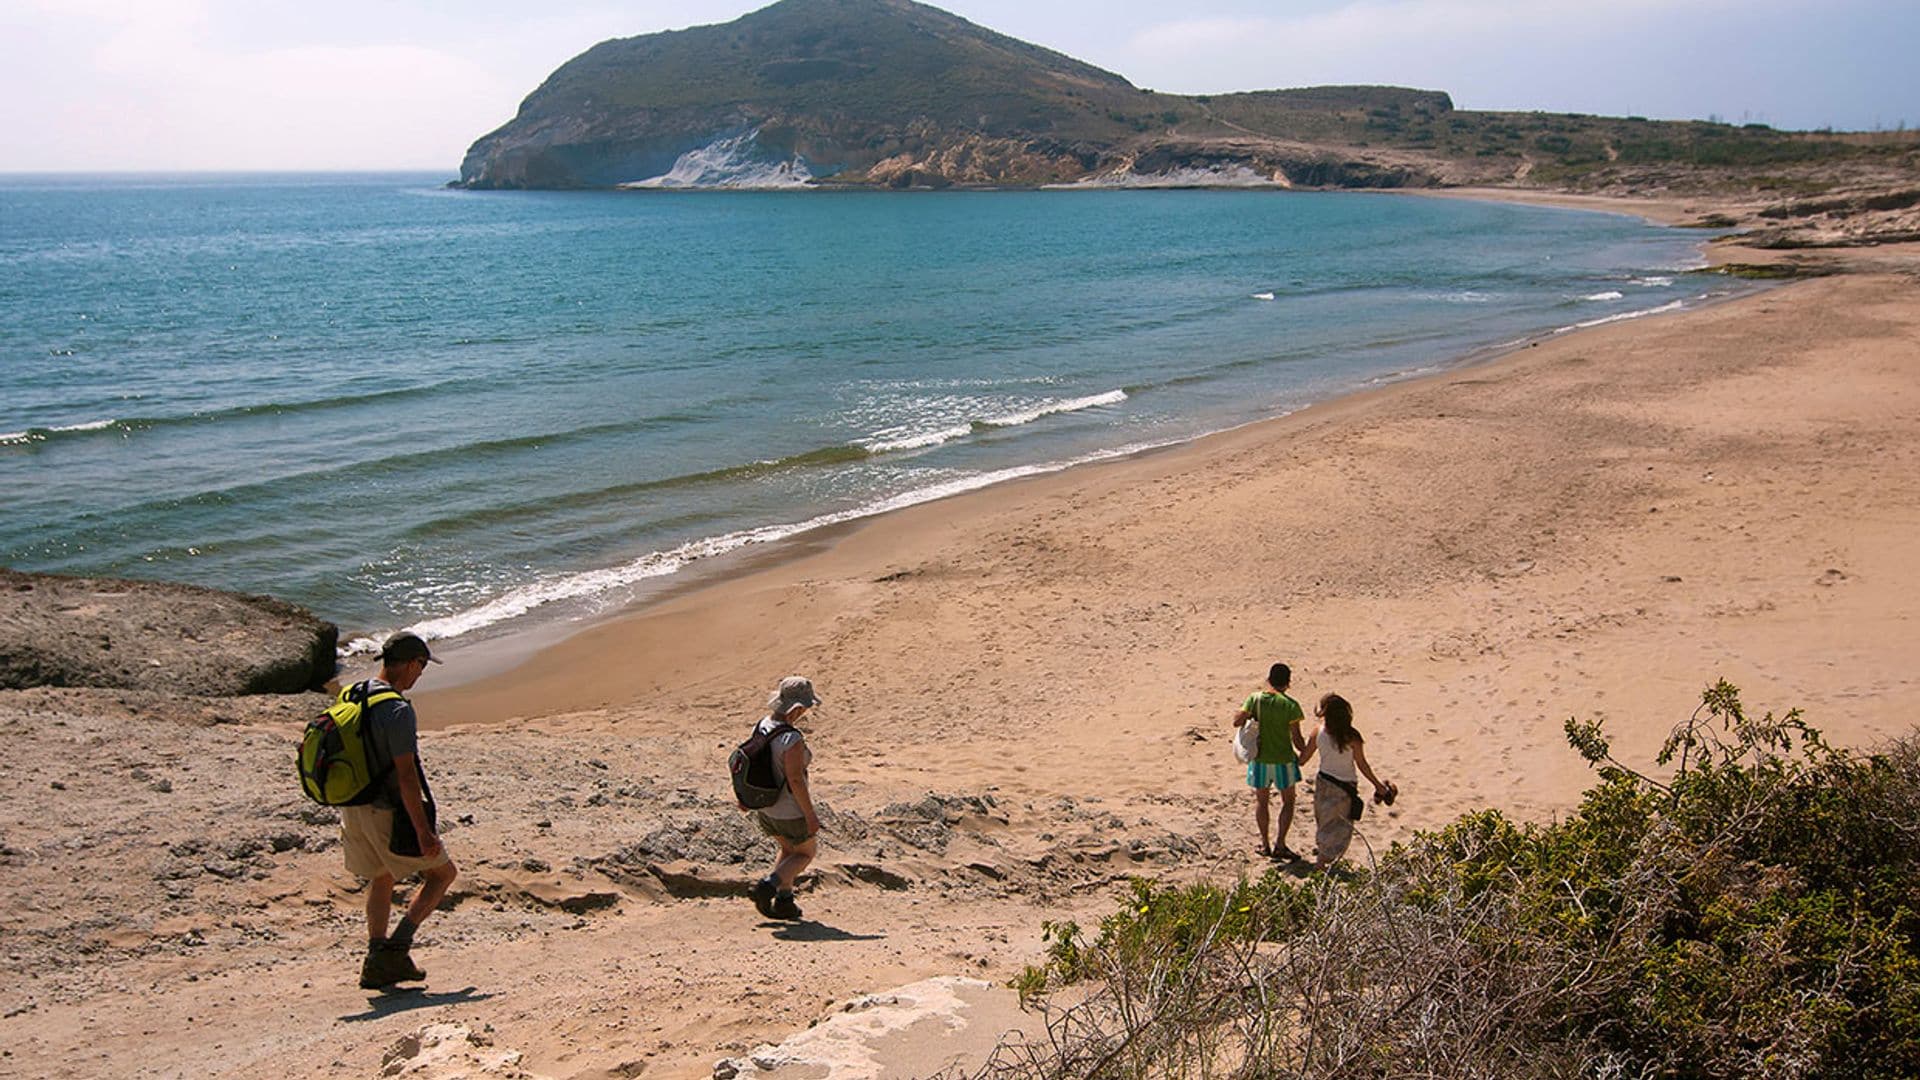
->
[1231,662,1308,859]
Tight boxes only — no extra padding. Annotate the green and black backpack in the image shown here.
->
[298,681,404,806]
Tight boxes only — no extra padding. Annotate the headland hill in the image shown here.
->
[457,0,1920,251]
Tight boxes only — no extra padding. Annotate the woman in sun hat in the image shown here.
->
[746,676,822,921]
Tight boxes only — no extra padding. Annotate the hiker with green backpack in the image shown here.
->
[300,632,458,990]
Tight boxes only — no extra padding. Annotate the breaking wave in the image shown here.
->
[861,390,1128,452]
[342,432,1183,654]
[0,418,120,446]
[1556,299,1686,332]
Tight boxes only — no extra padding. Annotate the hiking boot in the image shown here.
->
[749,876,778,918]
[770,892,803,921]
[359,944,426,990]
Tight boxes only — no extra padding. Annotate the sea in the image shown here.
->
[0,172,1729,656]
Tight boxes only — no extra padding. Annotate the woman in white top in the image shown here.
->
[1298,693,1396,871]
[746,676,822,921]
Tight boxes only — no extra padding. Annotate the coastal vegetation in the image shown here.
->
[992,683,1920,1078]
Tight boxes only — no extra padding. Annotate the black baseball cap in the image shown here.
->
[379,632,442,665]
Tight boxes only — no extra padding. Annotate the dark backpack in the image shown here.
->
[729,720,797,809]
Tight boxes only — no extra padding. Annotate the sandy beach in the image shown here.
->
[3,202,1918,1077]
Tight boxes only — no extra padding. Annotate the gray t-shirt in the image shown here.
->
[754,714,811,821]
[361,679,417,810]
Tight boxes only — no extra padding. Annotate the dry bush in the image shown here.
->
[968,684,1920,1079]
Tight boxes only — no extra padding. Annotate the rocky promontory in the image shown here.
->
[456,0,1919,203]
[0,568,337,695]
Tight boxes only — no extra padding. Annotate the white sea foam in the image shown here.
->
[980,390,1127,429]
[341,432,1183,654]
[623,132,814,190]
[1634,276,1675,287]
[1252,292,1276,301]
[860,390,1127,454]
[1,418,117,445]
[1555,299,1685,333]
[1362,365,1439,387]
[1414,290,1492,304]
[863,424,973,453]
[1583,290,1626,301]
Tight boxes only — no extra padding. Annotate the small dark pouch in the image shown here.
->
[389,762,438,857]
[1321,772,1364,821]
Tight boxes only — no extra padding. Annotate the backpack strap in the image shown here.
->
[347,680,408,791]
[340,680,404,706]
[759,719,799,786]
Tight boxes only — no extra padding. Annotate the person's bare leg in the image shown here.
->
[366,872,395,943]
[406,860,457,926]
[1253,788,1272,853]
[1276,787,1297,854]
[774,837,816,890]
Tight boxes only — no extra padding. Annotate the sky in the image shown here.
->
[1,0,1915,172]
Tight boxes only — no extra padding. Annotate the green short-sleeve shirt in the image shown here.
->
[1243,691,1303,765]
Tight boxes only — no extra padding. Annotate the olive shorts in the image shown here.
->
[754,812,812,843]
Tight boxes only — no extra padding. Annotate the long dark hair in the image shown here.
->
[1319,693,1362,750]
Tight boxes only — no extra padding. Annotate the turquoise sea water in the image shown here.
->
[0,173,1725,650]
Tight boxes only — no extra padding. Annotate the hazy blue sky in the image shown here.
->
[2,0,1914,171]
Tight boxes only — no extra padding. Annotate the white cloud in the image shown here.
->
[0,0,779,169]
[0,1,521,169]
[0,0,1905,168]
[1113,0,1848,126]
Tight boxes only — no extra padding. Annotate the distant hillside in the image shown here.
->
[459,0,1920,215]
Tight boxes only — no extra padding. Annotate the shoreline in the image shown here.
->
[408,189,1747,703]
[415,256,1920,816]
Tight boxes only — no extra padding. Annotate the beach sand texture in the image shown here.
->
[3,252,1918,1076]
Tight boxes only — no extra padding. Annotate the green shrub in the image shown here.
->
[989,683,1920,1079]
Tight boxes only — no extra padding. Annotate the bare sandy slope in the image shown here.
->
[3,261,1918,1078]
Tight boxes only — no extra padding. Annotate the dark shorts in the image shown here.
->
[755,812,812,843]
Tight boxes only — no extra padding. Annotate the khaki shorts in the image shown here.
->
[755,812,813,843]
[341,805,451,880]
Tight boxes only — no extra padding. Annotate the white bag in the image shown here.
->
[1233,715,1260,763]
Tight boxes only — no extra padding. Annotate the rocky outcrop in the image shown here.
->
[457,0,1920,197]
[1073,141,1445,189]
[457,0,1146,190]
[449,2,1509,191]
[0,568,337,694]
[861,133,1102,188]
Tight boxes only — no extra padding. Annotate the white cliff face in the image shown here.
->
[1047,162,1285,189]
[622,131,815,189]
